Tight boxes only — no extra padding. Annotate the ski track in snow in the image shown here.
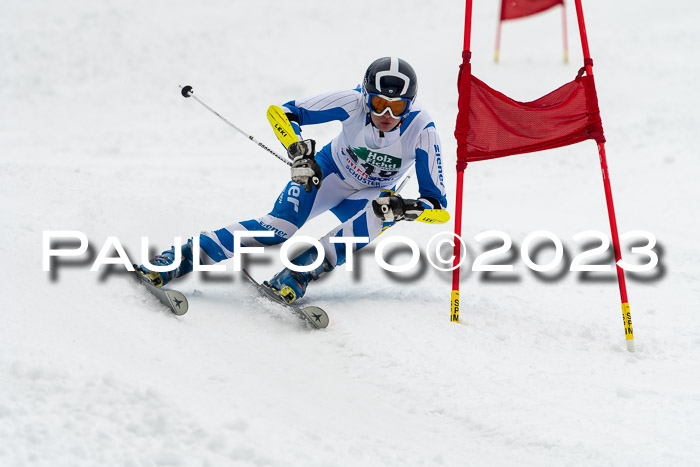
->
[2,0,700,466]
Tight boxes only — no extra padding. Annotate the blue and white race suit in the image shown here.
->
[198,88,447,271]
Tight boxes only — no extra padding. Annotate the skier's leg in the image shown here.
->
[268,187,395,302]
[136,185,317,287]
[137,144,350,287]
[196,145,351,265]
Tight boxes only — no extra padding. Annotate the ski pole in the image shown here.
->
[179,85,291,166]
[395,174,411,194]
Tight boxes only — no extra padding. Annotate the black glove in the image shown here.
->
[288,139,322,193]
[372,195,424,222]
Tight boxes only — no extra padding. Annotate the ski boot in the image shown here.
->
[135,240,195,288]
[267,246,332,304]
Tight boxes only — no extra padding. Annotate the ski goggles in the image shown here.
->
[367,93,412,118]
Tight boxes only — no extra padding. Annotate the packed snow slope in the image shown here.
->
[2,0,699,466]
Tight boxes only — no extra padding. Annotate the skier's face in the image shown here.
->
[370,112,401,132]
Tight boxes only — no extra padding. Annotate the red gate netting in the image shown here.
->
[457,67,605,162]
[500,0,563,20]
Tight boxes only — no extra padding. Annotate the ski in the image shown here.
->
[241,269,329,329]
[133,272,189,316]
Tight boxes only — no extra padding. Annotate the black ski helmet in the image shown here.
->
[362,57,418,113]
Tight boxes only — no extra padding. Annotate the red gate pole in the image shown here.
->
[574,0,635,352]
[452,0,474,323]
[451,159,467,323]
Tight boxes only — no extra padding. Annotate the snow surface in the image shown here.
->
[2,0,700,466]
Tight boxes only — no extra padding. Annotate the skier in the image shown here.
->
[137,57,447,303]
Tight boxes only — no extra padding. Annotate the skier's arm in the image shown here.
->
[414,123,448,210]
[281,89,362,138]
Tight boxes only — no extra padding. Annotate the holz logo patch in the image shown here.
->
[348,147,402,171]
